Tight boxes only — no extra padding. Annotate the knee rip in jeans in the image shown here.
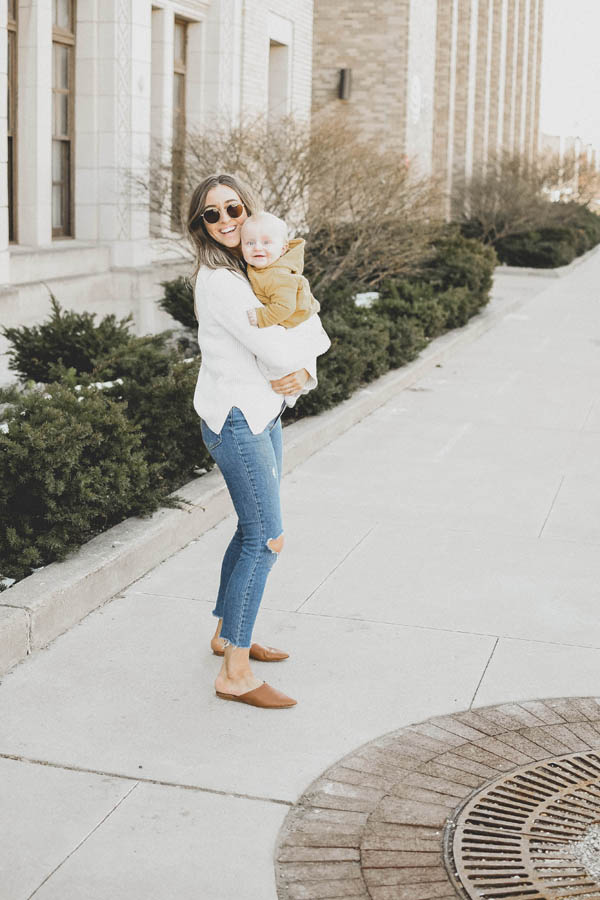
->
[267,532,284,555]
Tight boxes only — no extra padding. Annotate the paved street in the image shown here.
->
[1,251,600,900]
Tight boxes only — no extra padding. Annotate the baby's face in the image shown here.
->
[241,222,287,268]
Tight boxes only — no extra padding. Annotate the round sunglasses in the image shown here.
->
[201,202,245,225]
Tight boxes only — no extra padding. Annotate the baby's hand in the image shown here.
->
[247,308,259,327]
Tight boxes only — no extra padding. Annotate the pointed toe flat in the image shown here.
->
[215,682,297,708]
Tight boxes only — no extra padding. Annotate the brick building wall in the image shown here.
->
[311,0,411,155]
[313,0,545,216]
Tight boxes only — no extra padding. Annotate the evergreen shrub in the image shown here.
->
[0,383,162,582]
[2,297,132,383]
[494,228,577,268]
[462,204,600,269]
[438,286,480,329]
[103,357,212,489]
[376,281,446,340]
[158,276,197,329]
[290,308,390,418]
[417,228,497,301]
[569,204,600,249]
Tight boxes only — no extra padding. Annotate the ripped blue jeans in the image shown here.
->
[200,405,284,648]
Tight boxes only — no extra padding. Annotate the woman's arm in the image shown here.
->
[202,269,330,372]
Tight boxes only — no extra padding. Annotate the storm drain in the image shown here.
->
[445,751,600,900]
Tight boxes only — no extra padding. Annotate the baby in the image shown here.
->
[241,212,320,328]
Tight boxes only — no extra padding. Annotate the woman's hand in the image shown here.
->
[270,368,310,396]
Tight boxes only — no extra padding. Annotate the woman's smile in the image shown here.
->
[204,185,248,248]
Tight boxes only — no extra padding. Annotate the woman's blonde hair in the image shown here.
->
[186,173,262,281]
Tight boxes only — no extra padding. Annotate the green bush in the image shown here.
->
[103,357,213,490]
[438,286,481,329]
[2,296,133,383]
[291,307,390,418]
[159,276,197,329]
[386,318,428,368]
[0,383,162,582]
[376,281,447,340]
[556,204,600,257]
[494,228,577,268]
[463,204,600,269]
[91,332,180,383]
[416,228,497,301]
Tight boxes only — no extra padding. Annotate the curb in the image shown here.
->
[0,269,555,676]
[495,241,600,278]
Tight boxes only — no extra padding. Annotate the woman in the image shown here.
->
[187,173,330,710]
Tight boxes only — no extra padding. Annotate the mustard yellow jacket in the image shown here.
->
[247,239,320,328]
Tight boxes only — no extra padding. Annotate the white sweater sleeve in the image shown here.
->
[202,268,330,373]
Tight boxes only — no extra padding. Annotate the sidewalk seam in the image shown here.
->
[296,609,600,651]
[537,473,566,539]
[26,781,140,899]
[294,524,376,613]
[469,637,499,708]
[0,752,295,808]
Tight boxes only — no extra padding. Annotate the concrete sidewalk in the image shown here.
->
[1,253,600,900]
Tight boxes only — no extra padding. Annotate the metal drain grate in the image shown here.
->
[445,751,600,900]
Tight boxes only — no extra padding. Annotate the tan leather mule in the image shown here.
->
[216,682,297,708]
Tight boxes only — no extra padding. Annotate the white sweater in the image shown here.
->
[193,265,331,435]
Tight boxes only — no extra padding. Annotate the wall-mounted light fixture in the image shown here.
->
[338,67,352,100]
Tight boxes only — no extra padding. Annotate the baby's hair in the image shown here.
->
[241,211,288,242]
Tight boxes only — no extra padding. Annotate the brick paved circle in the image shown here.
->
[274,698,600,900]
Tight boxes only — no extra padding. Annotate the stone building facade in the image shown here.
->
[312,0,545,213]
[0,0,549,381]
[0,0,313,382]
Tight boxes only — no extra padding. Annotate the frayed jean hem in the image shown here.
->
[218,635,251,650]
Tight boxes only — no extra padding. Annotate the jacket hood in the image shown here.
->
[270,238,305,274]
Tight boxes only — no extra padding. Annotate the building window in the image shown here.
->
[268,40,289,125]
[7,0,17,242]
[52,0,75,237]
[171,18,187,230]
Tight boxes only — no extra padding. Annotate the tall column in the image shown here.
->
[405,0,438,178]
[450,0,477,207]
[463,0,479,180]
[432,0,458,216]
[95,0,151,268]
[502,0,517,154]
[513,0,528,155]
[75,0,99,241]
[186,19,204,132]
[524,0,539,162]
[487,0,504,158]
[473,0,492,169]
[17,0,52,246]
[0,0,9,281]
[532,0,543,157]
[203,0,242,125]
[150,6,173,236]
